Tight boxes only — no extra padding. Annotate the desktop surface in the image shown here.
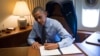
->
[0,44,86,56]
[76,32,100,56]
[0,32,100,56]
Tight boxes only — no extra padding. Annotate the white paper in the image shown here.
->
[40,44,82,56]
[60,44,82,54]
[84,31,100,45]
[40,46,60,56]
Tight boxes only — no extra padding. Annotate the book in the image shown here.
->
[39,44,82,56]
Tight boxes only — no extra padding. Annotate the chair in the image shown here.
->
[46,0,80,42]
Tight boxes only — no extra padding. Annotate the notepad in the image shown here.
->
[40,44,82,56]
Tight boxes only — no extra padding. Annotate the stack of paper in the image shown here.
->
[40,44,82,56]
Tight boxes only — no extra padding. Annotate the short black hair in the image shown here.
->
[32,6,45,16]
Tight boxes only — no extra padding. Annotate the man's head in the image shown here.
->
[32,7,47,26]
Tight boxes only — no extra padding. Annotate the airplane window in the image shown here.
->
[82,9,99,28]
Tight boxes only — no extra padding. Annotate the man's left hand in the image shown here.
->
[44,43,59,50]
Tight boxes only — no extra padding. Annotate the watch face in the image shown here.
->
[85,0,98,6]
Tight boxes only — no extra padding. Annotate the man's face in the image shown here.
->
[34,11,47,26]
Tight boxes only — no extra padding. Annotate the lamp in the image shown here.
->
[13,1,30,29]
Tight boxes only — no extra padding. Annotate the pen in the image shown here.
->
[58,47,63,55]
[86,41,100,46]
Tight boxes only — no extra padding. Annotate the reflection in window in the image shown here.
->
[82,9,99,28]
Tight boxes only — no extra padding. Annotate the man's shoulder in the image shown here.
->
[47,17,61,26]
[47,17,59,23]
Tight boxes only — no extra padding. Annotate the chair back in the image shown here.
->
[46,1,80,42]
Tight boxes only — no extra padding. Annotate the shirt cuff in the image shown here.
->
[57,38,75,48]
[28,39,35,45]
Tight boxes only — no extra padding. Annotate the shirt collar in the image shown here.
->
[37,17,50,28]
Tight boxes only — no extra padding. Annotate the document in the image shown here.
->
[60,44,82,54]
[40,44,82,56]
[85,31,100,46]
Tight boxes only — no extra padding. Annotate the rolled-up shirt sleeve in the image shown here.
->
[54,20,74,48]
[27,25,36,45]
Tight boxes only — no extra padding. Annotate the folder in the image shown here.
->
[39,44,82,56]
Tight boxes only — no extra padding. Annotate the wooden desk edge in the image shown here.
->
[74,43,88,56]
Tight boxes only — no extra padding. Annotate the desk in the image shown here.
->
[0,47,29,56]
[0,26,32,48]
[76,32,100,56]
[28,45,86,56]
[0,44,86,56]
[76,43,100,56]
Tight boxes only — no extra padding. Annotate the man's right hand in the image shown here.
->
[32,42,41,49]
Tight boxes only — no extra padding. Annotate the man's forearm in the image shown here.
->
[58,37,74,48]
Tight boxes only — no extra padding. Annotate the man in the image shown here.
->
[28,6,74,50]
